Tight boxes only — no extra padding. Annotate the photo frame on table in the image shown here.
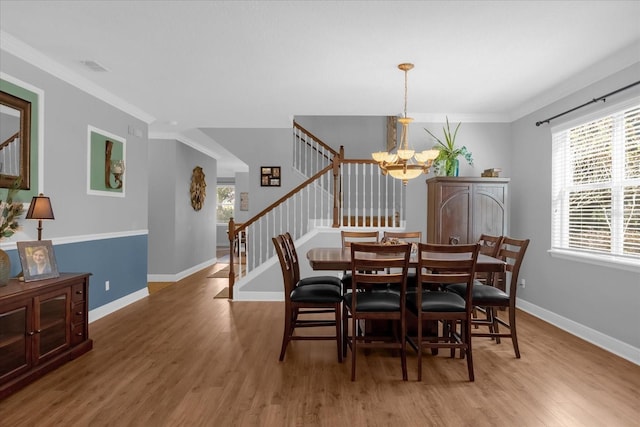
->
[17,240,60,282]
[260,166,281,187]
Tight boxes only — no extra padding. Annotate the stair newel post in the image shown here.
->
[228,217,235,299]
[332,146,344,228]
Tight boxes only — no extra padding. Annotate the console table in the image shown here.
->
[0,273,93,400]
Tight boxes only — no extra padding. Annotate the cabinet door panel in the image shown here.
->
[34,288,71,363]
[473,184,508,242]
[0,299,32,382]
[439,184,472,244]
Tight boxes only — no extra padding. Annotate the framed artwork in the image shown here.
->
[17,240,60,282]
[240,192,248,211]
[260,166,281,187]
[87,125,126,197]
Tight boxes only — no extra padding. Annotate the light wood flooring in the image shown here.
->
[1,251,639,426]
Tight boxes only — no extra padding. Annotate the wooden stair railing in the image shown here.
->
[225,124,406,299]
[293,121,337,177]
[227,163,338,299]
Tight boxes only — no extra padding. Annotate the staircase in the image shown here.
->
[227,121,406,298]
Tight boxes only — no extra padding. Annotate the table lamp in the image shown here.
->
[25,193,55,240]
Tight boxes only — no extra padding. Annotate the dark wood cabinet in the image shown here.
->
[427,177,509,245]
[0,273,92,400]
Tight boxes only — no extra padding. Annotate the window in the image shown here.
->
[216,184,235,224]
[551,100,640,267]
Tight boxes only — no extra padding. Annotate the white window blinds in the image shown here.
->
[551,101,640,261]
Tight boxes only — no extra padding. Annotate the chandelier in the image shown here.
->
[372,63,439,184]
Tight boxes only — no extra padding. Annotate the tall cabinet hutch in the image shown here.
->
[427,176,509,245]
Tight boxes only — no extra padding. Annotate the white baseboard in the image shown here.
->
[89,288,149,323]
[147,258,216,282]
[517,298,640,365]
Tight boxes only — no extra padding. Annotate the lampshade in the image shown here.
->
[26,194,55,220]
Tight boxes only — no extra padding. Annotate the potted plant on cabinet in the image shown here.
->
[424,117,473,176]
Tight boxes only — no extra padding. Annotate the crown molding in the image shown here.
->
[1,30,155,124]
[509,41,640,122]
[148,131,220,159]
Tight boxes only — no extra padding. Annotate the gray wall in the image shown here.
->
[510,62,640,350]
[148,139,217,275]
[1,51,150,311]
[1,52,149,237]
[200,128,302,218]
[293,115,512,240]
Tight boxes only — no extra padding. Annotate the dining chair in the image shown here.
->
[475,234,503,286]
[382,231,422,290]
[407,242,480,381]
[470,234,503,324]
[343,242,411,381]
[447,237,529,358]
[282,232,342,289]
[272,235,343,362]
[340,230,380,293]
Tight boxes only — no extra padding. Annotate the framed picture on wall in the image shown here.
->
[240,192,248,211]
[260,166,281,187]
[17,240,60,282]
[87,125,126,197]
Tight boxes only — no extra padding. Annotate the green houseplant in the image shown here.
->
[0,180,24,285]
[424,117,473,176]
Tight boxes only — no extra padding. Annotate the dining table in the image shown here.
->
[306,245,507,353]
[306,247,506,274]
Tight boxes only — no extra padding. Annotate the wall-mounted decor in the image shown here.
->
[240,192,248,211]
[17,240,60,282]
[190,166,206,211]
[87,125,126,197]
[260,166,281,187]
[1,73,43,199]
[0,89,31,190]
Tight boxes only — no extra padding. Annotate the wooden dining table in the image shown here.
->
[306,246,506,352]
[306,247,506,274]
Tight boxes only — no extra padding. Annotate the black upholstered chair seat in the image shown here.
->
[290,283,342,303]
[343,290,401,312]
[299,275,342,288]
[447,281,510,304]
[406,291,466,314]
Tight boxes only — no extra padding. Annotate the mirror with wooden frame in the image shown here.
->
[0,90,31,189]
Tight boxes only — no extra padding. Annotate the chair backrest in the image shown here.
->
[382,231,422,243]
[272,235,295,300]
[341,230,379,248]
[497,237,530,298]
[416,243,480,311]
[350,242,411,296]
[478,234,503,257]
[282,232,301,283]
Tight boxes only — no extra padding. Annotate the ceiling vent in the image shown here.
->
[81,60,110,72]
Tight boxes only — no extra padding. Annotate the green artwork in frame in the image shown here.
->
[87,125,126,197]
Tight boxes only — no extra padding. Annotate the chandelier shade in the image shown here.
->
[372,63,439,184]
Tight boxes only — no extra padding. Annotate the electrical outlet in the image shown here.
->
[519,278,525,288]
[105,280,110,291]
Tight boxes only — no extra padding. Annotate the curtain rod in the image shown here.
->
[535,80,640,126]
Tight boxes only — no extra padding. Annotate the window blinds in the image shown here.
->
[552,102,640,259]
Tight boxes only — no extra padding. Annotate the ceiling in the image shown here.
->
[2,1,640,174]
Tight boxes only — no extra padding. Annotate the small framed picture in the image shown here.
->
[17,240,60,282]
[260,166,281,187]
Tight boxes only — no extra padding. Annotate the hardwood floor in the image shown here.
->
[1,257,639,426]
